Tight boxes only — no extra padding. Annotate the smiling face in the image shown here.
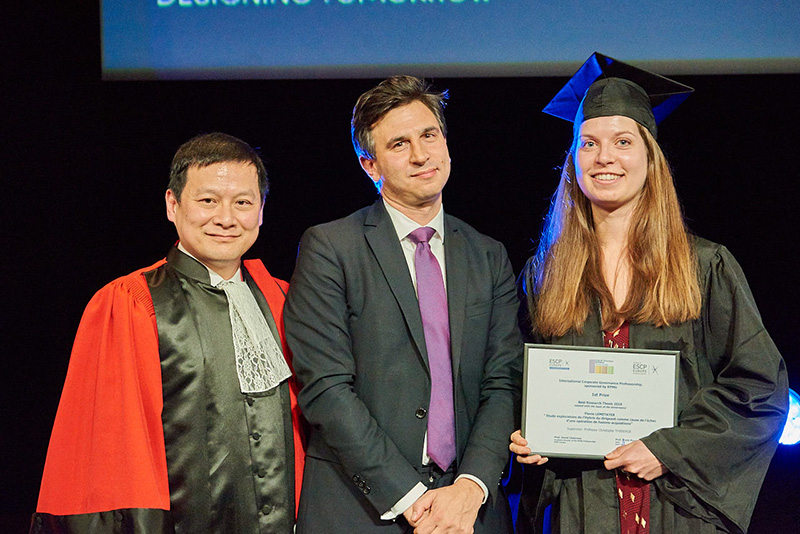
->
[575,115,648,217]
[166,161,263,279]
[359,100,450,215]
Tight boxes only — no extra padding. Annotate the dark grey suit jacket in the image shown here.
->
[285,200,522,531]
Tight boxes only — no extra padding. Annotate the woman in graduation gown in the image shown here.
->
[510,53,788,534]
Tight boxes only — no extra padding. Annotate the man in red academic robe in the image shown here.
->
[31,132,305,534]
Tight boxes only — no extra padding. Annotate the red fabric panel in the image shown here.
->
[36,259,170,515]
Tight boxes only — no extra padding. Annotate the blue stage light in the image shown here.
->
[779,388,800,445]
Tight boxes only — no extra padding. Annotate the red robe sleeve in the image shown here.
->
[36,260,171,516]
[245,259,307,517]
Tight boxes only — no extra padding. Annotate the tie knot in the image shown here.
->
[407,226,436,245]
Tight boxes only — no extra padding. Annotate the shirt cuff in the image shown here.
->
[455,474,488,504]
[380,482,428,521]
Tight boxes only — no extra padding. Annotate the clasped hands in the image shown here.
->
[402,478,483,534]
[509,430,667,481]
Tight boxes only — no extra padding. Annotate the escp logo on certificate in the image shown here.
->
[548,358,570,370]
[632,362,662,376]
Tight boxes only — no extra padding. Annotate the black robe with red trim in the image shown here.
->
[31,248,306,533]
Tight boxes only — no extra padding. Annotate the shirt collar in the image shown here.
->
[382,199,445,243]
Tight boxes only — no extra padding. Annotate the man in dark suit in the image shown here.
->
[284,76,522,533]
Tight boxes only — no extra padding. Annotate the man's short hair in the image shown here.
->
[168,132,269,202]
[351,75,448,160]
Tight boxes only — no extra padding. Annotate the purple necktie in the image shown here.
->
[408,227,456,471]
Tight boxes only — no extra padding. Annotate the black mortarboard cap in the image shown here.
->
[543,52,693,139]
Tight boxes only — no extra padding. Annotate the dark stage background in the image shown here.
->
[5,3,799,533]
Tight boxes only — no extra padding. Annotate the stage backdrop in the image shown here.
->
[5,2,799,533]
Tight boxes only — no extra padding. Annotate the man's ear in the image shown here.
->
[359,156,380,187]
[165,189,178,223]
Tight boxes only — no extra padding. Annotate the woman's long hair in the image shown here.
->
[526,124,701,337]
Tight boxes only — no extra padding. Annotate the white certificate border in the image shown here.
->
[521,343,679,460]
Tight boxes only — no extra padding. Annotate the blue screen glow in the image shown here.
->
[101,0,800,79]
[780,388,800,446]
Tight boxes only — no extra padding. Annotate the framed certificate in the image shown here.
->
[522,344,679,459]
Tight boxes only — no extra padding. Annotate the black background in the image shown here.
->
[4,3,799,533]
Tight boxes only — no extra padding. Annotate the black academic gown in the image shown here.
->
[515,238,788,534]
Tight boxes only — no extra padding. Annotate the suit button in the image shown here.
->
[261,504,272,515]
[363,486,371,495]
[352,475,360,483]
[258,467,268,478]
[415,408,427,419]
[251,432,261,441]
[246,396,255,406]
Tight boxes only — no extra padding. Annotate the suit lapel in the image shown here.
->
[364,201,430,369]
[443,215,466,380]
